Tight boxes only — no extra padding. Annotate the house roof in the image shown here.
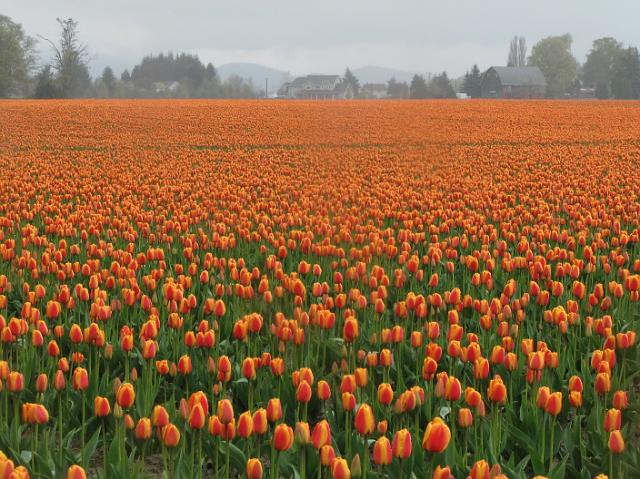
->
[488,66,546,87]
[290,75,341,89]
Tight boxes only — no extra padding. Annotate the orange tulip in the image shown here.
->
[72,368,88,391]
[422,417,451,453]
[94,396,111,417]
[354,403,375,436]
[188,403,207,429]
[252,408,268,435]
[312,419,332,449]
[67,465,87,479]
[116,382,135,409]
[331,458,350,479]
[604,408,621,433]
[468,460,490,479]
[487,376,507,404]
[246,458,263,479]
[544,392,562,416]
[373,436,392,466]
[266,398,282,423]
[238,411,254,439]
[458,408,473,428]
[392,428,412,459]
[608,430,625,453]
[135,417,152,440]
[217,398,234,424]
[162,423,181,447]
[273,423,294,451]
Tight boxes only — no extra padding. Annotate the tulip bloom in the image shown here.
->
[373,436,392,466]
[544,392,562,416]
[252,408,268,436]
[468,460,490,479]
[294,421,310,445]
[267,398,282,422]
[72,368,88,391]
[458,408,473,428]
[604,409,622,433]
[238,411,254,439]
[392,428,412,459]
[331,458,351,479]
[312,419,332,449]
[152,405,170,427]
[188,403,206,429]
[273,423,294,451]
[246,458,263,479]
[317,380,332,401]
[320,445,336,466]
[135,417,152,440]
[7,371,24,392]
[609,430,624,453]
[94,396,111,417]
[422,417,451,453]
[354,404,375,436]
[612,390,628,410]
[116,382,135,409]
[217,399,234,424]
[67,465,87,479]
[487,376,507,404]
[162,423,181,447]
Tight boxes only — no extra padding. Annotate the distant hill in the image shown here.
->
[216,63,292,94]
[352,66,416,85]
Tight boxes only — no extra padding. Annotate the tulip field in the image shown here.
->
[0,99,639,479]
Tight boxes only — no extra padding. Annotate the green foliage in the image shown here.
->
[611,47,640,99]
[462,65,482,98]
[0,14,36,97]
[528,34,578,97]
[344,68,360,97]
[386,77,409,99]
[583,37,624,89]
[409,74,428,98]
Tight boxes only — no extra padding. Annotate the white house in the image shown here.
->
[277,75,353,99]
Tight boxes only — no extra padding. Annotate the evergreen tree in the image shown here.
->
[462,65,482,98]
[409,74,428,98]
[101,66,116,97]
[343,67,360,97]
[34,65,58,98]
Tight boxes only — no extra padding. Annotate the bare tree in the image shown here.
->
[40,18,91,97]
[508,36,527,67]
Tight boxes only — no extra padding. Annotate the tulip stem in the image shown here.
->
[226,439,231,479]
[548,418,555,472]
[58,394,63,465]
[197,429,203,479]
[81,390,86,463]
[362,435,369,479]
[300,446,306,479]
[609,449,613,479]
[540,415,546,468]
[103,420,108,478]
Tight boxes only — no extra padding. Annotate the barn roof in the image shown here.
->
[489,66,546,87]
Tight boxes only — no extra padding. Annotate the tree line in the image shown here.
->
[458,34,640,99]
[2,13,639,100]
[1,15,256,99]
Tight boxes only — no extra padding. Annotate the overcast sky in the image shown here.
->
[4,0,638,78]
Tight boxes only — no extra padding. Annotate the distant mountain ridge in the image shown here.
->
[216,63,291,93]
[216,63,418,93]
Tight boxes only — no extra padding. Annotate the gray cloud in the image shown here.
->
[4,0,638,77]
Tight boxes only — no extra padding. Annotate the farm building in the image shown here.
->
[277,75,353,99]
[361,83,388,99]
[480,66,546,99]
